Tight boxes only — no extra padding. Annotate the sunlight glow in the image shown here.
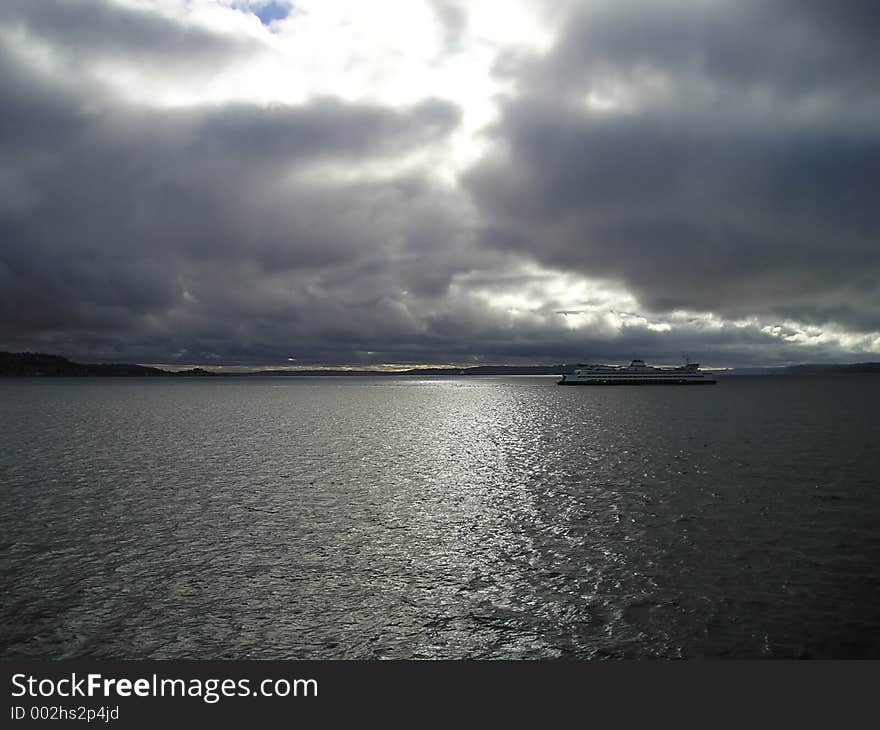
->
[55,1,554,179]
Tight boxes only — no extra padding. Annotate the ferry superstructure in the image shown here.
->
[558,360,717,385]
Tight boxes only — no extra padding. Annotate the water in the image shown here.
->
[1,375,879,659]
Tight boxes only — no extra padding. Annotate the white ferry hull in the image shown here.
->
[558,359,717,385]
[558,377,716,385]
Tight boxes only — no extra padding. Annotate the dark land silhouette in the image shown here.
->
[0,352,213,377]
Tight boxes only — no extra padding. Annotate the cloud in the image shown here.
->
[0,17,467,362]
[0,0,878,366]
[468,0,880,334]
[0,0,261,74]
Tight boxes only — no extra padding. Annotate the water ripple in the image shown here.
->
[2,375,879,658]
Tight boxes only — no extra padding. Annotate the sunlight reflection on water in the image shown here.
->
[1,375,879,658]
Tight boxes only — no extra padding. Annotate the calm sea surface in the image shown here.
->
[1,375,879,659]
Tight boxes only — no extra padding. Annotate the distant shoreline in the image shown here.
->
[0,352,567,377]
[1,351,879,377]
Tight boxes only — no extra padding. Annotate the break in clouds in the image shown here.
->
[1,0,878,367]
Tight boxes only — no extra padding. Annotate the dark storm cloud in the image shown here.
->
[0,0,259,74]
[468,105,880,325]
[518,0,880,100]
[469,0,880,333]
[0,26,466,363]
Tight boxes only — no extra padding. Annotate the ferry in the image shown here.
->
[558,359,717,385]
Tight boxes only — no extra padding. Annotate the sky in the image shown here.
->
[1,0,878,368]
